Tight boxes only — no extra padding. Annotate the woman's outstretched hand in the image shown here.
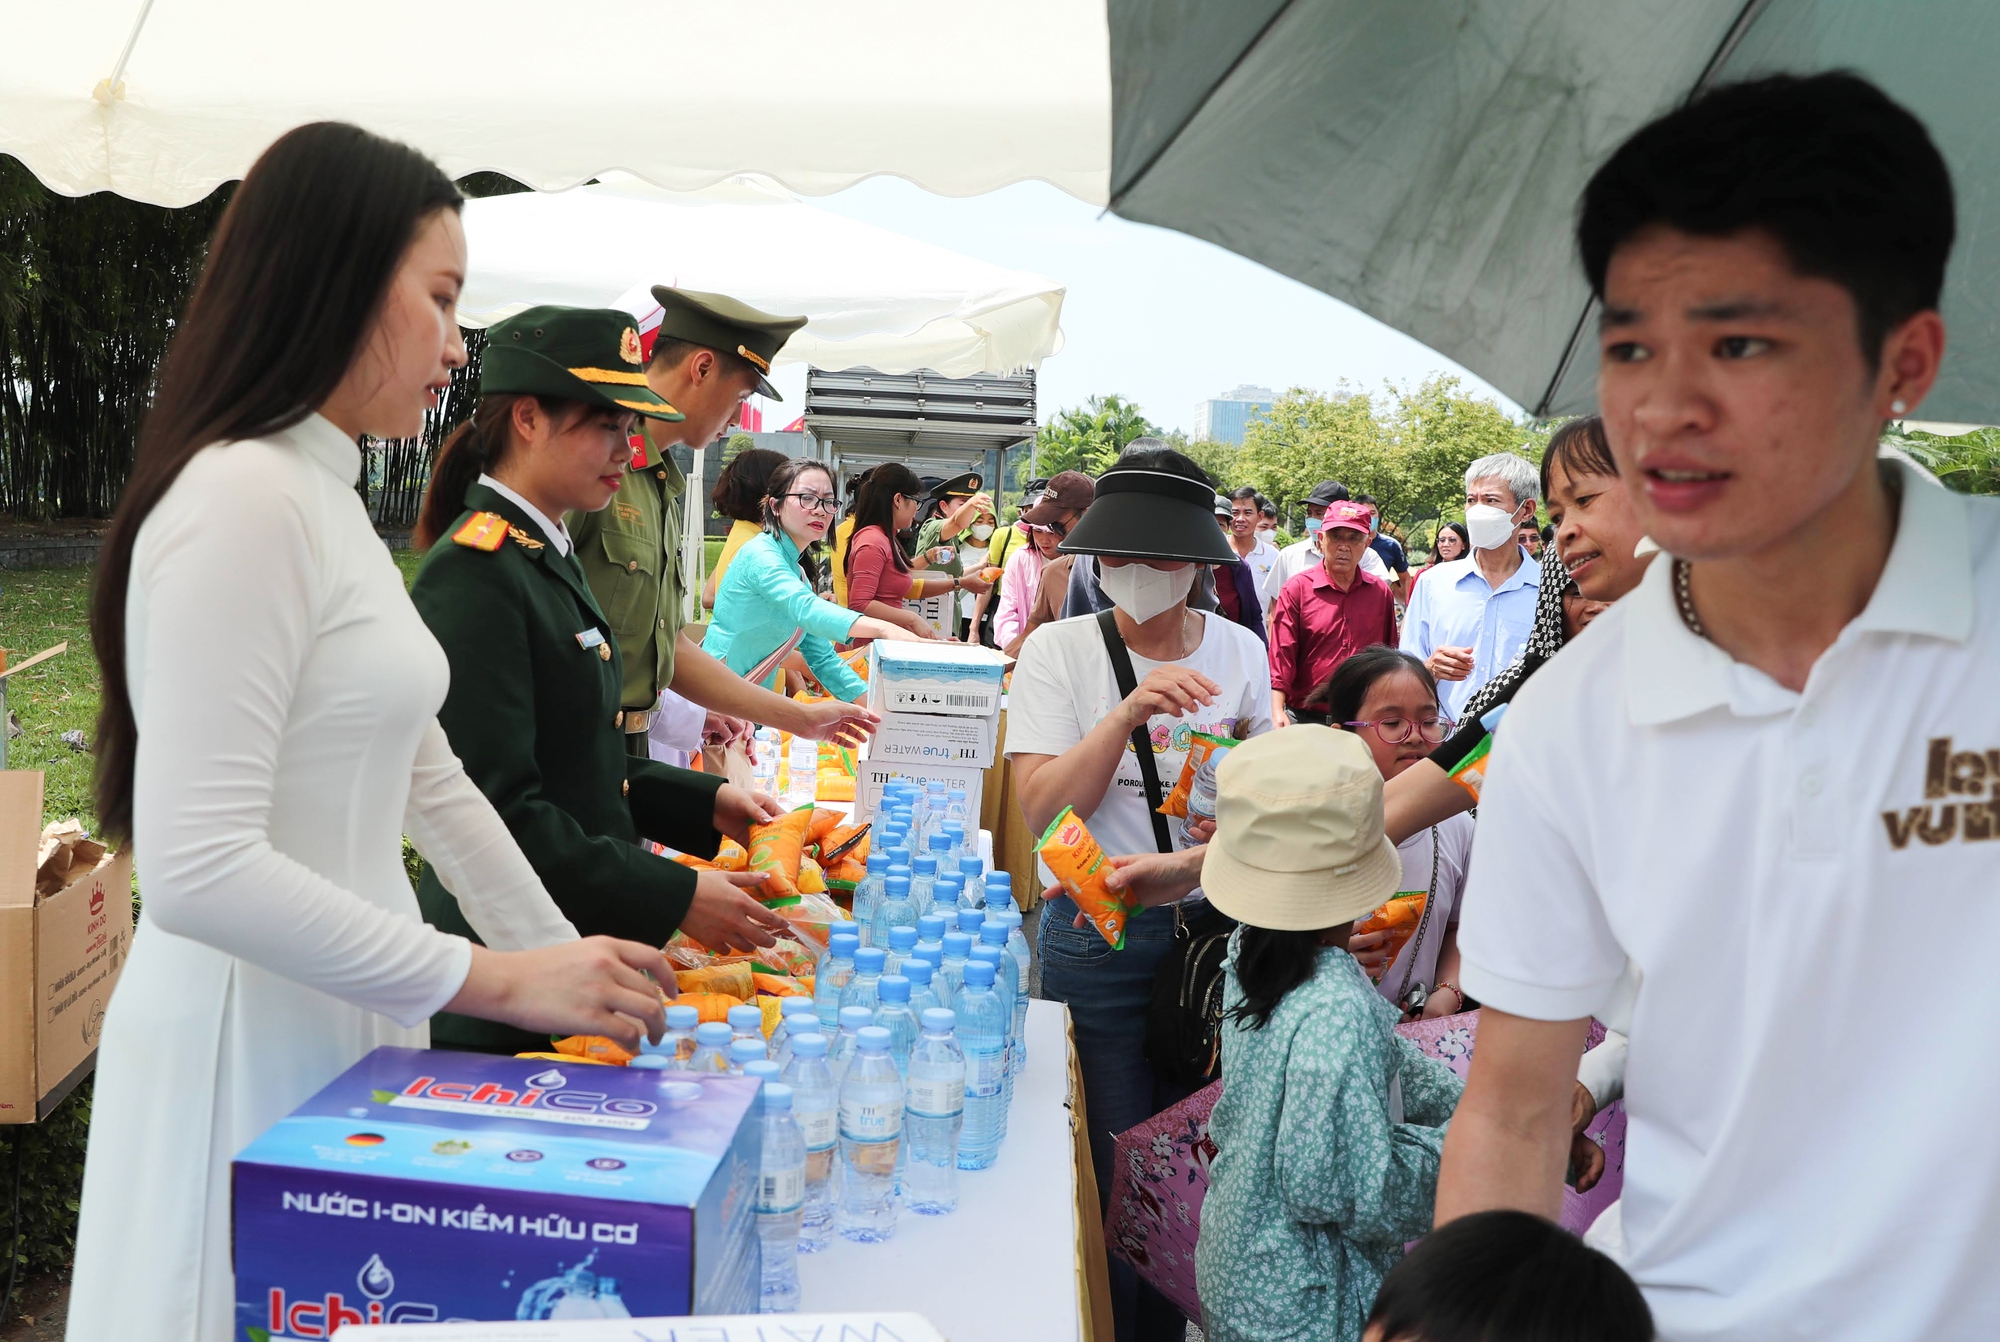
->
[449,937,677,1050]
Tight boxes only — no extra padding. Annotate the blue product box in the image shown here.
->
[232,1048,759,1336]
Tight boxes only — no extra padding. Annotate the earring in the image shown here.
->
[1891,398,1908,415]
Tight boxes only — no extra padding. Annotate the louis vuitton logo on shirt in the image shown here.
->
[1882,736,2000,849]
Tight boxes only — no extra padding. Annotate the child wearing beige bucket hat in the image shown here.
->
[1192,725,1464,1342]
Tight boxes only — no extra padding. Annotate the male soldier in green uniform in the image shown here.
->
[570,286,876,759]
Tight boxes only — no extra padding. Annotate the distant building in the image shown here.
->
[1194,385,1276,445]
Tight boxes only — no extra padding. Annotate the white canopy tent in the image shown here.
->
[0,0,1112,207]
[456,175,1067,380]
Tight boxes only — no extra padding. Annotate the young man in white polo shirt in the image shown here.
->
[1440,73,1997,1342]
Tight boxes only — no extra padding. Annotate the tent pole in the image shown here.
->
[94,0,159,103]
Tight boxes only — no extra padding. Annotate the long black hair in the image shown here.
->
[1303,644,1437,720]
[1431,521,1470,563]
[762,456,834,584]
[414,394,592,550]
[1227,926,1333,1031]
[843,461,921,574]
[91,122,462,842]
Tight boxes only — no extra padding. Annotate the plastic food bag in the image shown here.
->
[746,804,814,897]
[674,961,754,1000]
[1352,891,1427,983]
[1158,729,1241,819]
[1037,806,1133,950]
[553,1034,634,1065]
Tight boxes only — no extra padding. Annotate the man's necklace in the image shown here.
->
[1672,558,1709,640]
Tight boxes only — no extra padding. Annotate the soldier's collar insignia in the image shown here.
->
[506,525,546,552]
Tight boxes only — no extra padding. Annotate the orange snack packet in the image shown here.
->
[1037,806,1132,949]
[752,972,808,998]
[515,1051,617,1066]
[552,1035,634,1065]
[807,808,844,845]
[816,772,856,802]
[713,838,749,871]
[1158,729,1241,819]
[671,992,740,1023]
[980,565,1004,583]
[674,961,754,1000]
[747,804,813,897]
[1351,891,1428,983]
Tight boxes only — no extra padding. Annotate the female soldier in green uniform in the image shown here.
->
[410,306,789,1054]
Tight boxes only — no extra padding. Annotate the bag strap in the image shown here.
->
[1096,608,1176,854]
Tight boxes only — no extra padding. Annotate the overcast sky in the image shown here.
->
[754,175,1520,436]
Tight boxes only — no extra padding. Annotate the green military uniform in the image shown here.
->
[412,307,723,1055]
[568,286,807,756]
[912,470,985,578]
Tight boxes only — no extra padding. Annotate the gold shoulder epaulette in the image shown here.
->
[451,512,509,551]
[507,526,545,552]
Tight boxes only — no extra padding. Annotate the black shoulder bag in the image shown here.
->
[1093,609,1236,1090]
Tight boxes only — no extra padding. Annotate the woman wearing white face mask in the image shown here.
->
[1006,441,1275,1342]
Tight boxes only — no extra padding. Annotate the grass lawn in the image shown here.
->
[1,567,101,822]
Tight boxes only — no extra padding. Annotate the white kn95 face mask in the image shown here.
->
[1098,562,1197,624]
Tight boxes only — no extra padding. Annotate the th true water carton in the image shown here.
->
[232,1047,759,1335]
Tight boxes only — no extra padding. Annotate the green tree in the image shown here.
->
[1884,424,2000,496]
[1384,374,1550,535]
[1033,393,1157,477]
[1164,431,1246,490]
[722,431,757,463]
[1238,385,1383,520]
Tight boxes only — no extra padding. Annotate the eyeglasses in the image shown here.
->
[782,492,839,515]
[1343,715,1454,745]
[1029,518,1068,539]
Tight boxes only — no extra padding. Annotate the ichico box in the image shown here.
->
[0,772,133,1125]
[852,759,985,827]
[869,710,997,769]
[867,641,1007,718]
[232,1048,760,1335]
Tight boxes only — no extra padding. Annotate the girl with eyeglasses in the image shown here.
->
[706,458,928,701]
[1306,646,1475,1020]
[841,462,992,643]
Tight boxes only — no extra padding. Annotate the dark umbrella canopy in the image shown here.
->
[1106,0,2000,421]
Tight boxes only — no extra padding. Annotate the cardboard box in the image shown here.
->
[902,591,954,638]
[868,641,1007,718]
[853,759,985,827]
[233,1048,760,1331]
[0,771,133,1125]
[869,710,997,769]
[336,1311,948,1340]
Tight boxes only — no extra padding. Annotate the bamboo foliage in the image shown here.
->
[358,328,486,527]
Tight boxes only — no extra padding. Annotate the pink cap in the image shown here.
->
[1322,500,1375,534]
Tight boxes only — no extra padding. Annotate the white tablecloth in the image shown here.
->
[793,999,1082,1341]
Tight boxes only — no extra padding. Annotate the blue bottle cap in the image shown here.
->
[921,1007,958,1033]
[979,921,1008,945]
[1002,907,1024,929]
[944,822,966,840]
[888,926,918,951]
[878,975,911,1003]
[781,996,818,1018]
[830,932,860,955]
[942,932,973,956]
[927,780,945,793]
[963,960,996,989]
[929,832,952,851]
[886,874,911,895]
[985,870,1012,895]
[948,788,968,800]
[629,1054,672,1070]
[728,1004,763,1031]
[665,1004,700,1029]
[970,944,1002,965]
[792,1032,828,1058]
[857,1025,892,1052]
[762,1082,794,1111]
[840,1006,874,1030]
[956,909,985,934]
[729,1038,766,1062]
[917,914,947,940]
[889,847,913,867]
[855,946,887,973]
[866,851,889,872]
[958,855,986,878]
[743,1059,781,1083]
[914,854,937,876]
[902,958,934,984]
[696,1021,732,1044]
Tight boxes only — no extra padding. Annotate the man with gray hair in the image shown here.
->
[1398,451,1543,719]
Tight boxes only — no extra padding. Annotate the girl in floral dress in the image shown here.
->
[1192,726,1463,1342]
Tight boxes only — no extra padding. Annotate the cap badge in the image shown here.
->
[620,327,643,365]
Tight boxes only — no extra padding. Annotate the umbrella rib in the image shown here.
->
[1108,0,1302,211]
[1532,0,1772,416]
[99,0,160,101]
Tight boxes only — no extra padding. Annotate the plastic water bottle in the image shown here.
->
[729,1037,767,1074]
[814,933,859,1028]
[730,1004,766,1055]
[946,787,969,826]
[643,1004,700,1069]
[872,975,920,1076]
[940,823,967,879]
[837,1027,904,1243]
[771,997,818,1069]
[909,854,938,918]
[842,946,887,1018]
[930,874,962,921]
[782,1032,839,1253]
[957,853,986,890]
[905,1008,965,1215]
[689,1021,733,1074]
[925,780,947,830]
[955,908,986,941]
[851,853,889,947]
[972,942,1017,1133]
[1001,908,1032,1072]
[883,925,917,979]
[872,876,917,949]
[956,961,1007,1169]
[984,870,1014,916]
[917,912,947,946]
[926,831,955,887]
[1183,750,1226,846]
[902,957,942,1019]
[753,1082,806,1311]
[752,725,782,794]
[936,932,973,1012]
[785,732,819,808]
[830,1005,874,1091]
[629,1054,671,1072]
[744,1058,782,1088]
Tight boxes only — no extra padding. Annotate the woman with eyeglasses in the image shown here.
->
[841,462,990,642]
[1307,646,1474,1020]
[706,457,927,701]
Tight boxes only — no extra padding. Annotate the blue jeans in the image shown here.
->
[1039,897,1195,1342]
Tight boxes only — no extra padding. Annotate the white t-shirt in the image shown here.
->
[1370,811,1474,1007]
[1233,537,1282,614]
[1005,610,1275,864]
[1458,463,2000,1342]
[1265,535,1388,604]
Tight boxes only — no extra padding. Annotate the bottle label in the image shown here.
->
[841,1096,904,1140]
[799,1108,838,1151]
[907,1073,965,1118]
[966,1047,1005,1096]
[757,1167,805,1214]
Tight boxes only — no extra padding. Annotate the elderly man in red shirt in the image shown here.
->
[1268,499,1399,725]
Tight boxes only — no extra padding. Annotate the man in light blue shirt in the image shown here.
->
[1400,452,1542,720]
